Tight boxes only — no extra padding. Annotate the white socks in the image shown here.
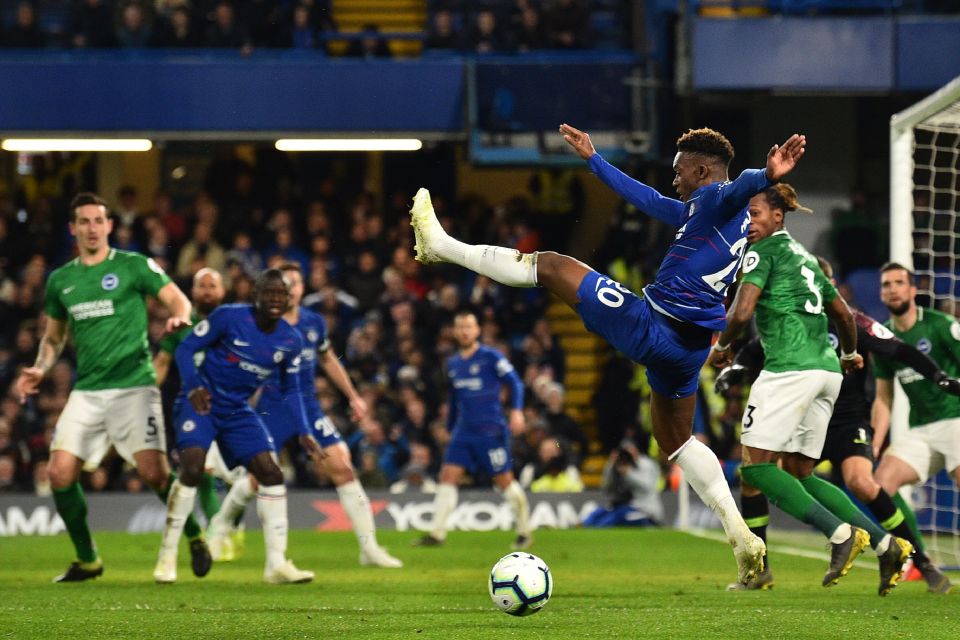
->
[876,534,892,555]
[671,437,750,543]
[337,479,378,552]
[210,473,255,535]
[430,483,458,540]
[503,480,531,537]
[462,245,538,288]
[830,522,853,545]
[257,484,289,571]
[160,480,196,555]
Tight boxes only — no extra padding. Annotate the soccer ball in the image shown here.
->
[488,552,552,617]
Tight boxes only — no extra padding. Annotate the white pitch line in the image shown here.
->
[686,528,875,570]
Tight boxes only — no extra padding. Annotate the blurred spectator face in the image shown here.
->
[16,326,36,353]
[350,221,369,244]
[89,467,109,491]
[358,251,378,274]
[193,222,213,244]
[123,5,144,31]
[310,235,331,257]
[276,228,295,250]
[390,300,414,324]
[362,419,385,444]
[434,10,452,35]
[172,7,191,32]
[544,383,564,413]
[478,10,496,35]
[453,312,480,350]
[406,398,426,425]
[192,269,226,315]
[538,439,562,463]
[294,5,310,29]
[438,284,460,311]
[366,215,384,239]
[125,473,144,493]
[409,442,431,467]
[522,7,540,29]
[233,275,254,302]
[233,231,252,250]
[216,2,235,28]
[17,2,36,28]
[0,455,15,487]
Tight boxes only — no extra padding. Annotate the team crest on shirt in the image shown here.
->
[470,364,480,375]
[307,330,319,343]
[194,320,210,337]
[273,351,284,363]
[742,251,760,273]
[101,273,119,290]
[827,333,839,350]
[182,420,196,432]
[917,338,932,354]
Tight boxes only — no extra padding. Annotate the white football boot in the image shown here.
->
[263,560,315,584]
[359,545,403,568]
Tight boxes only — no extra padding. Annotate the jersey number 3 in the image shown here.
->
[800,265,823,314]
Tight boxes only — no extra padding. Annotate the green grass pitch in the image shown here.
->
[0,528,955,639]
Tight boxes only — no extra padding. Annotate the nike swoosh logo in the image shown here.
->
[62,286,75,294]
[233,339,251,347]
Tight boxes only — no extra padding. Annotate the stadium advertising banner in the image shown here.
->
[0,491,601,537]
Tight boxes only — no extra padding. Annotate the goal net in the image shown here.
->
[890,74,960,571]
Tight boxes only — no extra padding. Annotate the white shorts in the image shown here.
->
[204,441,248,485]
[885,417,960,484]
[51,386,165,467]
[741,369,844,459]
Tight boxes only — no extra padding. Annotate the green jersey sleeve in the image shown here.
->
[739,246,772,291]
[933,311,960,369]
[44,272,67,320]
[133,253,172,298]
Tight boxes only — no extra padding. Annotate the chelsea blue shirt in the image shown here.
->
[174,304,309,433]
[260,306,328,415]
[446,344,524,436]
[588,153,771,330]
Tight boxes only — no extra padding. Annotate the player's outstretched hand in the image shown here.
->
[840,353,864,374]
[15,367,44,404]
[299,434,323,460]
[508,408,525,436]
[559,123,597,161]
[765,134,806,182]
[164,316,192,335]
[188,386,212,415]
[349,396,368,422]
[708,345,733,370]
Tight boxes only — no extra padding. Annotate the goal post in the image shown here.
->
[889,75,960,571]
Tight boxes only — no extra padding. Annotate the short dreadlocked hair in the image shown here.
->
[676,128,735,166]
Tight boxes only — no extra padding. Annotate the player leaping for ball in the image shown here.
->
[409,124,806,584]
[154,269,317,584]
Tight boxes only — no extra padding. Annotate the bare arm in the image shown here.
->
[825,294,863,373]
[709,282,762,369]
[319,347,367,422]
[157,281,192,334]
[153,350,173,387]
[871,377,894,459]
[15,316,68,402]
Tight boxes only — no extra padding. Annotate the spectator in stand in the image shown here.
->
[544,0,589,49]
[262,226,309,274]
[150,5,198,47]
[0,453,19,492]
[513,5,547,52]
[424,9,460,50]
[347,418,409,484]
[582,439,663,527]
[2,2,46,48]
[112,185,148,248]
[542,383,589,465]
[225,229,263,277]
[389,442,437,494]
[117,2,152,47]
[175,220,226,278]
[288,2,319,50]
[204,0,249,49]
[346,250,385,313]
[520,438,584,492]
[466,9,512,53]
[70,0,117,48]
[346,23,391,58]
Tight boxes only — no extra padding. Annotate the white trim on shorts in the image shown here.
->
[740,369,843,459]
[885,417,960,484]
[51,386,165,468]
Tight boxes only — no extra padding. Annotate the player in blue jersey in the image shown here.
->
[414,309,532,548]
[409,124,806,584]
[153,269,319,584]
[206,262,403,568]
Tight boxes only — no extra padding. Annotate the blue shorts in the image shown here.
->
[174,398,275,470]
[575,271,711,398]
[444,428,513,476]
[258,396,343,450]
[582,505,658,528]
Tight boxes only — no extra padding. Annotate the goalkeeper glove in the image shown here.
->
[934,371,960,397]
[715,364,748,394]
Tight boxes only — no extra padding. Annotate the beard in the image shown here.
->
[887,301,911,316]
[196,301,219,316]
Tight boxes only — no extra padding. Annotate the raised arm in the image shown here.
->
[157,281,192,335]
[859,321,960,395]
[320,346,367,422]
[709,282,762,370]
[560,123,684,226]
[15,315,68,403]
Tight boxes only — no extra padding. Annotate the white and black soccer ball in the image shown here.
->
[488,552,552,617]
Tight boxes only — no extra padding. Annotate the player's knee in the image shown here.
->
[48,463,77,490]
[176,466,203,487]
[328,462,356,486]
[845,474,878,501]
[256,467,284,486]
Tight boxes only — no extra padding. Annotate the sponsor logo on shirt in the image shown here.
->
[101,273,119,291]
[453,377,483,391]
[896,367,924,385]
[68,300,114,320]
[239,360,272,378]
